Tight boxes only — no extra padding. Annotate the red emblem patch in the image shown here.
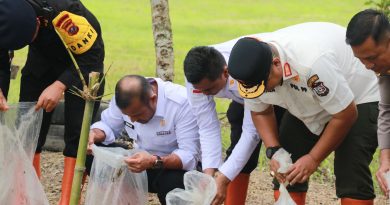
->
[284,63,292,77]
[192,89,202,94]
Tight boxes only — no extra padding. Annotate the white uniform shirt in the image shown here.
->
[91,78,200,171]
[378,75,390,149]
[186,75,260,180]
[241,22,379,135]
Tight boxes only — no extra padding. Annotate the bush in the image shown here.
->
[366,0,390,17]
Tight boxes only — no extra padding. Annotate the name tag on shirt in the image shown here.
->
[125,121,134,129]
[156,130,172,136]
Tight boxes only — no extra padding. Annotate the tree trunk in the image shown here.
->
[150,0,174,81]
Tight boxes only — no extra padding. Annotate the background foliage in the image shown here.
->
[366,0,390,16]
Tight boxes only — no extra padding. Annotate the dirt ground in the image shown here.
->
[41,151,388,205]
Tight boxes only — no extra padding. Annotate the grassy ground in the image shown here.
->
[8,0,384,195]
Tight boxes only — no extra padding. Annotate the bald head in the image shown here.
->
[115,75,152,109]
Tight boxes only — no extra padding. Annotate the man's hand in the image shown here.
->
[203,168,216,177]
[87,128,106,155]
[0,89,8,111]
[377,149,390,198]
[211,172,230,205]
[270,158,287,183]
[124,152,155,173]
[35,81,66,112]
[286,154,319,185]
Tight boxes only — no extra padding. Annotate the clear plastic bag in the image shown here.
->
[273,148,293,174]
[273,148,296,205]
[275,184,296,205]
[85,145,148,205]
[166,170,217,205]
[0,102,48,205]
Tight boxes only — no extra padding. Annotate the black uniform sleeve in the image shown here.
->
[0,49,10,98]
[56,1,104,88]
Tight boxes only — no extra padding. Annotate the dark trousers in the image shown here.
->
[225,101,285,173]
[273,102,378,200]
[147,169,186,205]
[19,71,103,157]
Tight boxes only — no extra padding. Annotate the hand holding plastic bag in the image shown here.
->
[166,170,217,205]
[273,148,293,173]
[273,148,296,205]
[0,102,48,205]
[275,183,296,205]
[85,145,148,205]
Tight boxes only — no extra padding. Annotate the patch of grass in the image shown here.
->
[7,0,383,196]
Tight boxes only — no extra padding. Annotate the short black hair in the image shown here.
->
[183,46,226,84]
[346,9,390,46]
[115,75,152,109]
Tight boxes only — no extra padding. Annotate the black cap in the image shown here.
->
[228,37,273,98]
[0,0,37,50]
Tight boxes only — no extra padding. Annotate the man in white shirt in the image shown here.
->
[346,9,390,198]
[87,75,200,205]
[228,22,379,205]
[184,46,285,205]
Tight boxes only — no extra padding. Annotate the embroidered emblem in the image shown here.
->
[307,74,329,96]
[229,79,235,86]
[284,63,292,77]
[192,89,202,94]
[156,131,171,136]
[52,11,97,54]
[307,74,319,88]
[68,24,79,36]
[312,81,329,96]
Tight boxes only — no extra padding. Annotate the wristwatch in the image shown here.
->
[266,146,281,159]
[152,155,163,169]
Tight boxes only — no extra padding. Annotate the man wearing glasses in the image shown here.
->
[228,22,379,205]
[346,9,390,198]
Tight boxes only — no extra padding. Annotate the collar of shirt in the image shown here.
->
[268,41,299,81]
[151,78,166,118]
[214,76,243,104]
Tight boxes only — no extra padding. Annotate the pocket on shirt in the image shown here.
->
[152,130,177,146]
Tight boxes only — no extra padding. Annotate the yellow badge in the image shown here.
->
[52,11,97,55]
[229,79,235,87]
[307,74,319,88]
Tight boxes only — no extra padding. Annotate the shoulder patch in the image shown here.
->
[312,81,329,96]
[307,74,319,88]
[284,63,292,77]
[52,11,97,55]
[307,74,329,97]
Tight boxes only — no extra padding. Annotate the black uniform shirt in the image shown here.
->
[0,0,105,95]
[0,51,10,98]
